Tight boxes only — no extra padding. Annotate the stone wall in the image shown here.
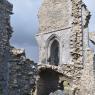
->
[0,0,13,95]
[38,0,72,33]
[36,0,95,95]
[8,48,37,95]
[80,48,95,95]
[36,0,91,66]
[37,54,95,95]
[37,64,83,95]
[70,0,83,65]
[0,0,95,95]
[0,1,38,95]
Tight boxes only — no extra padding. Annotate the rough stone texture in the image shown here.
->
[0,0,95,95]
[80,48,95,95]
[36,0,90,66]
[37,63,83,95]
[38,64,82,78]
[89,32,95,45]
[38,0,72,33]
[8,48,37,95]
[70,0,83,65]
[36,28,72,64]
[36,0,95,95]
[0,0,13,95]
[36,0,72,65]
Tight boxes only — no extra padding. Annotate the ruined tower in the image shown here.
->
[36,0,95,95]
[36,0,90,65]
[36,0,73,65]
[0,0,13,95]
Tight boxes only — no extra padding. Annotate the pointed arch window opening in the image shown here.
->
[47,39,60,66]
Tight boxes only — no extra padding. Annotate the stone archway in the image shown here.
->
[37,69,60,95]
[48,40,59,65]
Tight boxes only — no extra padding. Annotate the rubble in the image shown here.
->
[0,0,95,95]
[8,48,37,95]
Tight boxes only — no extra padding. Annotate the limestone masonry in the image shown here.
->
[36,0,95,95]
[0,0,95,95]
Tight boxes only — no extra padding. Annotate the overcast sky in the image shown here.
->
[9,0,95,62]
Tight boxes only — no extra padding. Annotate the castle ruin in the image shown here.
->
[0,0,95,95]
[36,0,95,95]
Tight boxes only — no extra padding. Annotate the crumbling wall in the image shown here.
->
[70,0,83,65]
[80,49,95,95]
[38,0,72,33]
[8,48,37,95]
[36,0,73,65]
[36,0,95,95]
[0,1,38,95]
[37,64,74,95]
[0,1,13,95]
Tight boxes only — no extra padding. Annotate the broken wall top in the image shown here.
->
[0,0,13,13]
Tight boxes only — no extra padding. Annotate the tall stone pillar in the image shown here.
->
[70,0,83,65]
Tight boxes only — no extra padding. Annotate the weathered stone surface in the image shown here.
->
[89,32,95,45]
[36,0,95,95]
[0,0,95,95]
[80,48,95,95]
[37,64,83,95]
[0,1,38,95]
[49,90,64,95]
[38,0,72,33]
[8,48,37,95]
[0,0,13,95]
[36,0,91,66]
[70,0,83,65]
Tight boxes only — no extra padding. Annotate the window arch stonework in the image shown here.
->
[47,35,60,65]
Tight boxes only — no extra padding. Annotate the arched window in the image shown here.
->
[48,40,59,65]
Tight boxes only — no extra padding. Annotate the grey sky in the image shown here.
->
[9,0,42,62]
[83,0,95,32]
[9,0,95,62]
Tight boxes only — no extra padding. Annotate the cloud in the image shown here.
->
[9,0,42,62]
[9,0,95,62]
